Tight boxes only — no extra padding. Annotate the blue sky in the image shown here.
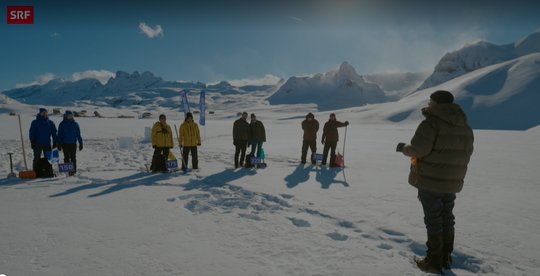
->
[1,0,540,91]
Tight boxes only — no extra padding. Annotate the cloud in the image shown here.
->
[16,73,56,88]
[138,22,164,38]
[287,16,303,22]
[50,32,61,38]
[71,70,115,84]
[227,74,282,87]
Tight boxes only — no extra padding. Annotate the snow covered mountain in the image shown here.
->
[347,53,540,130]
[417,30,540,91]
[364,71,429,97]
[267,62,388,111]
[1,71,276,110]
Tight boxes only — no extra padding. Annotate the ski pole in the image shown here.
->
[18,114,28,170]
[343,125,347,158]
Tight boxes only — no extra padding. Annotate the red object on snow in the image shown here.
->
[335,152,344,168]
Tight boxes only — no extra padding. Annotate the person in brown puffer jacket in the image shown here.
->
[301,112,319,164]
[396,90,474,274]
[321,113,348,167]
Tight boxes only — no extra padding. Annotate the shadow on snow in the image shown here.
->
[284,164,349,189]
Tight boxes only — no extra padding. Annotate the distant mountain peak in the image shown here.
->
[416,29,540,91]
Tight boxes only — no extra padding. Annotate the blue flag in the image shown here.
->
[180,90,190,117]
[199,90,206,126]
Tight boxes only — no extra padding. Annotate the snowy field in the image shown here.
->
[1,110,540,276]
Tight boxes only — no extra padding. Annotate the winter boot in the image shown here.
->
[415,233,444,274]
[442,230,454,270]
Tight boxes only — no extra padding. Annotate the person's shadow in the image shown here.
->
[183,168,257,191]
[316,166,349,189]
[284,164,313,188]
[50,172,175,198]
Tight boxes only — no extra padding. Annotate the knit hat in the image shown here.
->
[64,110,73,116]
[306,112,314,119]
[185,112,193,120]
[39,108,47,114]
[430,90,454,104]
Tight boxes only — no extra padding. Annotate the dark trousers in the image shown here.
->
[418,188,456,235]
[301,140,317,164]
[151,147,170,172]
[234,140,247,168]
[62,144,78,173]
[33,145,51,171]
[182,146,198,170]
[322,141,337,166]
[153,147,170,160]
[250,141,263,158]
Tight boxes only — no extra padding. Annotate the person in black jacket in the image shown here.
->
[233,112,250,168]
[249,113,266,159]
[321,113,348,167]
[301,112,319,164]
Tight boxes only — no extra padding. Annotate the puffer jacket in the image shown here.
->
[403,103,474,193]
[233,118,250,141]
[179,121,201,147]
[151,122,173,148]
[58,116,83,145]
[29,114,58,146]
[250,120,266,142]
[322,120,347,143]
[302,118,319,141]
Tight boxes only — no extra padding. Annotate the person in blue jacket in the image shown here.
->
[29,108,58,170]
[58,110,83,175]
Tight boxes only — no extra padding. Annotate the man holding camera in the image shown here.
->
[396,90,474,274]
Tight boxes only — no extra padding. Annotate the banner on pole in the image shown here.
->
[180,90,190,117]
[199,90,206,126]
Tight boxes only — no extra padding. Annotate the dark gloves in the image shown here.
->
[233,139,238,146]
[321,139,325,145]
[152,145,157,149]
[57,145,62,151]
[345,121,349,126]
[31,143,36,150]
[197,143,201,146]
[52,143,58,149]
[79,144,83,151]
[396,142,405,152]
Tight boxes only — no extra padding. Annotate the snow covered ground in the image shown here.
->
[1,107,539,276]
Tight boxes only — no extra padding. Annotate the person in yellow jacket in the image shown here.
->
[179,112,201,171]
[150,114,173,172]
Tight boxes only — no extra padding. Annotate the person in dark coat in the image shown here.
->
[396,90,474,273]
[321,113,348,167]
[249,113,266,158]
[301,112,319,164]
[233,112,250,168]
[58,110,83,175]
[29,108,58,171]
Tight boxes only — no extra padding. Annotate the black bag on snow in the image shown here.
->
[150,154,167,172]
[245,154,254,168]
[35,158,54,178]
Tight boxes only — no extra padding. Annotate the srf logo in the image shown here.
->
[7,6,34,24]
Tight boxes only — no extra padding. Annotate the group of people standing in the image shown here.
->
[150,112,201,172]
[301,112,349,166]
[29,108,83,176]
[232,112,266,169]
[28,89,474,274]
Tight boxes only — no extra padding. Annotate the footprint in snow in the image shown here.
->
[326,232,348,241]
[287,217,311,227]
